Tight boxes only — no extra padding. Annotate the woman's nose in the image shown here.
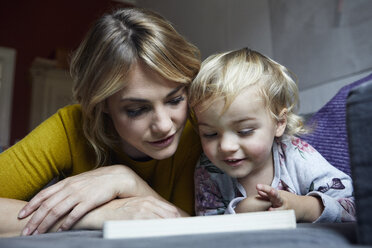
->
[150,108,173,136]
[219,134,239,153]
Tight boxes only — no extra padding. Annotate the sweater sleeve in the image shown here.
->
[0,105,81,200]
[225,196,245,214]
[306,172,356,222]
[194,153,237,216]
[282,137,356,223]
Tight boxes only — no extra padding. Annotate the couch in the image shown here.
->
[347,78,372,245]
[1,75,371,247]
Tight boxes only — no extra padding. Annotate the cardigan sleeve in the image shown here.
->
[280,137,356,223]
[194,153,237,216]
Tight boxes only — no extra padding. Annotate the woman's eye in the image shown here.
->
[125,107,149,118]
[238,129,253,136]
[167,95,185,105]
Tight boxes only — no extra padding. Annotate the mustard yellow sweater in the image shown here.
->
[0,105,201,215]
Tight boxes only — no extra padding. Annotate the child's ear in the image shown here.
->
[275,108,287,137]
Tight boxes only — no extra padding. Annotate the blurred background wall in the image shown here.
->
[0,0,371,146]
[137,0,372,114]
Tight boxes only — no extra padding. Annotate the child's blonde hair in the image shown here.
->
[188,47,306,136]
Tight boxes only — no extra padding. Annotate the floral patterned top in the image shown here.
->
[194,135,356,222]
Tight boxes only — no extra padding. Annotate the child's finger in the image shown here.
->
[256,184,278,201]
[256,184,274,193]
[257,190,269,199]
[256,184,274,199]
[267,189,283,208]
[256,184,284,208]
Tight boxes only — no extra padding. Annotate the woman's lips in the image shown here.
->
[148,134,175,148]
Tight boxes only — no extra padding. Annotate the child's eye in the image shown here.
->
[167,96,185,105]
[238,129,253,136]
[125,106,150,118]
[202,132,217,139]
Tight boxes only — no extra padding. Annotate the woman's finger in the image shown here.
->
[18,181,66,219]
[141,196,180,219]
[112,196,180,220]
[21,190,77,235]
[35,196,82,234]
[58,195,113,231]
[58,203,92,231]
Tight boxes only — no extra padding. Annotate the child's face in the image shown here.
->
[194,87,285,180]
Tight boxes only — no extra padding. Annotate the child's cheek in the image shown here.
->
[245,142,272,162]
[201,141,219,164]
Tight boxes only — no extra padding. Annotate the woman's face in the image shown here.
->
[106,61,188,160]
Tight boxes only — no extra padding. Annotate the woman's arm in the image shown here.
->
[0,198,64,237]
[75,196,182,230]
[0,195,182,237]
[0,198,32,237]
[18,164,187,236]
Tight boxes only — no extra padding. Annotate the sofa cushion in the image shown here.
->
[347,80,372,245]
[301,73,372,176]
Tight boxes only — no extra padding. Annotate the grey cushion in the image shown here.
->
[347,81,372,245]
[0,223,359,248]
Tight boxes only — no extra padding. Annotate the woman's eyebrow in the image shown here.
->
[166,85,185,98]
[120,85,185,103]
[120,98,148,103]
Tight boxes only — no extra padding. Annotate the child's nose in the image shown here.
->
[218,134,239,153]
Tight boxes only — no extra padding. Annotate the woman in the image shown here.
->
[0,8,202,237]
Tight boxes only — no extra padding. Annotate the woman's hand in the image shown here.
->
[256,184,324,222]
[76,196,181,230]
[18,165,157,235]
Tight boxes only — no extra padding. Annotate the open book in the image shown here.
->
[103,209,296,239]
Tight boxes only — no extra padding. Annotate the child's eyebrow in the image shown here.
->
[197,122,211,127]
[197,117,256,127]
[232,117,256,123]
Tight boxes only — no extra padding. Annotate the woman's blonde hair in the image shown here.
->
[70,8,200,166]
[188,47,306,136]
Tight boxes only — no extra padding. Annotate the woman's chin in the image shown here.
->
[148,146,177,160]
[145,132,182,160]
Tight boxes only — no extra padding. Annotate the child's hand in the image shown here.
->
[235,195,272,213]
[256,184,292,210]
[256,184,324,222]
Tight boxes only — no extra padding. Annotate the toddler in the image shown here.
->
[188,48,356,222]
